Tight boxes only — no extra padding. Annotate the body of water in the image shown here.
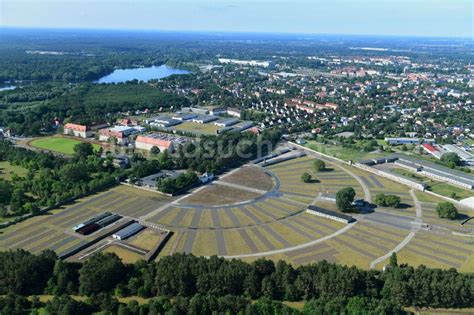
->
[95,65,190,84]
[0,86,16,92]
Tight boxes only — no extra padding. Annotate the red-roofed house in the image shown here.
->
[422,143,437,153]
[63,123,92,138]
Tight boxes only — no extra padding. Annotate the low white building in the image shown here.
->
[99,126,142,145]
[112,222,144,240]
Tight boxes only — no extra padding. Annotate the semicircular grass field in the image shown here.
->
[29,137,101,155]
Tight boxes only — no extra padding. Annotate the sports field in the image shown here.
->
[29,136,102,155]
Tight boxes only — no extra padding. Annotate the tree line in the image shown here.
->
[0,141,177,219]
[156,172,199,195]
[0,83,190,136]
[0,250,472,314]
[0,141,122,218]
[173,129,281,174]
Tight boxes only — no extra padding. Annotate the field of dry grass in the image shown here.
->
[180,184,262,206]
[220,166,274,191]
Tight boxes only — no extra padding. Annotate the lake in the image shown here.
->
[95,65,190,84]
[0,86,16,92]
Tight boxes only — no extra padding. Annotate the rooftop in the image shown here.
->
[396,155,474,185]
[307,205,355,222]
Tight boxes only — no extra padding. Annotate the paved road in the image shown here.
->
[369,190,422,269]
[410,188,423,222]
[297,145,372,203]
[369,232,416,269]
[139,184,208,220]
[363,211,415,231]
[214,180,268,194]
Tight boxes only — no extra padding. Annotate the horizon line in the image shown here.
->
[1,25,472,40]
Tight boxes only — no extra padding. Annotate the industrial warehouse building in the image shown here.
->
[95,213,121,227]
[359,155,474,190]
[398,155,474,190]
[135,133,189,152]
[172,113,198,121]
[232,121,254,132]
[113,222,145,240]
[73,212,122,235]
[420,166,474,189]
[145,116,182,128]
[384,137,437,145]
[443,144,474,166]
[192,115,218,124]
[306,205,355,224]
[73,212,112,232]
[214,118,239,127]
[384,137,422,145]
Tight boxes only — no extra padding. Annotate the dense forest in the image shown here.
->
[0,250,472,314]
[0,141,119,217]
[0,83,190,135]
[174,129,281,174]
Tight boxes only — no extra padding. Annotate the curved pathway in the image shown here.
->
[410,188,423,222]
[154,207,308,231]
[221,221,357,259]
[369,188,422,269]
[369,232,416,269]
[341,166,372,203]
[295,145,372,203]
[142,150,365,258]
[177,167,281,209]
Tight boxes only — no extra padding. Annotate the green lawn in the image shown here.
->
[391,168,426,181]
[429,182,473,200]
[392,168,473,200]
[306,141,386,162]
[29,137,101,155]
[0,160,28,180]
[414,190,445,203]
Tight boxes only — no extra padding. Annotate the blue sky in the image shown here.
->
[1,0,472,37]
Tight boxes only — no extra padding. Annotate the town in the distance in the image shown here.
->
[0,27,472,314]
